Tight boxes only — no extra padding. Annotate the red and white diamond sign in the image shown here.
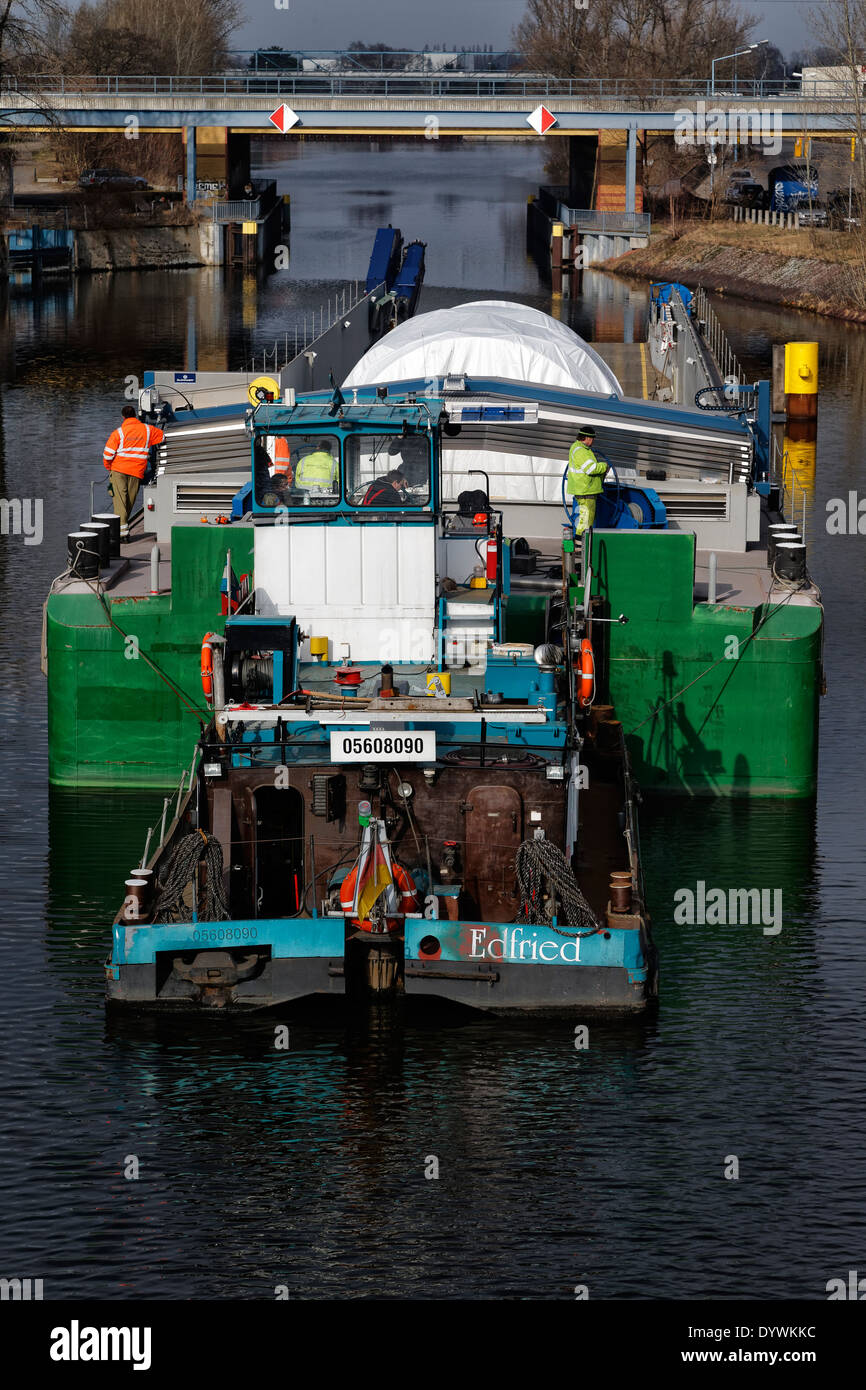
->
[269,104,300,133]
[527,104,557,135]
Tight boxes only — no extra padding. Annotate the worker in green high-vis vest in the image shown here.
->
[566,426,607,535]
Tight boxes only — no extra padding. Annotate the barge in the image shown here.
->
[106,396,655,1013]
[45,251,823,797]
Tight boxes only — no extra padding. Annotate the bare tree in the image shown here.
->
[0,0,65,78]
[513,0,756,82]
[811,1,866,192]
[808,0,866,301]
[1,0,69,213]
[62,0,243,76]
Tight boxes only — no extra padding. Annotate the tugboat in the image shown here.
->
[106,391,655,1013]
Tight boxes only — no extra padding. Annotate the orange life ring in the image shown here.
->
[340,861,419,933]
[578,637,595,707]
[201,632,218,705]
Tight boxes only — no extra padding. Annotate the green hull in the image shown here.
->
[46,529,253,788]
[46,526,821,797]
[587,530,821,798]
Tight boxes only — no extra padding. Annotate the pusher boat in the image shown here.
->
[106,392,655,1013]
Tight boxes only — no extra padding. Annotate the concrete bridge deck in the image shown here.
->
[1,74,859,135]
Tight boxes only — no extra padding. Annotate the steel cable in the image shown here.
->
[514,838,604,936]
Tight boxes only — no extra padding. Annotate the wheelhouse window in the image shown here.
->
[254,433,340,509]
[344,432,431,508]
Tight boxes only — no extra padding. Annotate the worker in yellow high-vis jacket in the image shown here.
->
[566,426,607,535]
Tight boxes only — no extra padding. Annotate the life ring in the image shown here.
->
[340,861,419,933]
[578,637,595,708]
[201,632,218,705]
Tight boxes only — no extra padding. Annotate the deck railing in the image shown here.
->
[692,286,745,390]
[773,435,808,543]
[245,279,363,374]
[138,747,200,871]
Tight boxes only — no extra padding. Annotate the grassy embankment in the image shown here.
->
[602,220,866,322]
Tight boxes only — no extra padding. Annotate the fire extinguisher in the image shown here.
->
[486,535,498,582]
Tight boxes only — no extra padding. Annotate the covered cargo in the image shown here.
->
[343,300,623,398]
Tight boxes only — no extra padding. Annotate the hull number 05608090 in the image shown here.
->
[329,731,436,763]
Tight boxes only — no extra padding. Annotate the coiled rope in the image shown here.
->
[770,561,815,594]
[514,839,604,937]
[152,830,229,923]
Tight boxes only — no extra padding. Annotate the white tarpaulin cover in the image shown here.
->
[343,300,623,397]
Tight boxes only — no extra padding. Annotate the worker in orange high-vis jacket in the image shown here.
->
[103,405,165,539]
[272,435,293,482]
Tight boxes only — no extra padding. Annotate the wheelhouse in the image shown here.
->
[251,403,438,517]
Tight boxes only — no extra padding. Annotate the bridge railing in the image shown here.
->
[0,72,828,102]
[195,198,258,222]
[558,206,651,235]
[194,180,277,223]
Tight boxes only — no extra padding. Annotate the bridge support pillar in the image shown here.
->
[184,125,196,202]
[625,124,637,216]
[568,135,597,209]
[184,127,251,200]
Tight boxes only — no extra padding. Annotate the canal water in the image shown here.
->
[1,139,864,1300]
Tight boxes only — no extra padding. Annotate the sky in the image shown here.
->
[233,1,817,60]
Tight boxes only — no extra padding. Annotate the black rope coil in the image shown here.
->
[514,838,604,937]
[152,831,229,923]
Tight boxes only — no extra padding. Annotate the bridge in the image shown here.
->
[2,60,858,215]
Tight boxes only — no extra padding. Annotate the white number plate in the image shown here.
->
[330,730,436,763]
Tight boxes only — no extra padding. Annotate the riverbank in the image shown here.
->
[75,224,211,271]
[1,221,220,276]
[601,221,866,322]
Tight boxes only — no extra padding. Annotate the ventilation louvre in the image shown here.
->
[655,490,729,520]
[174,484,241,512]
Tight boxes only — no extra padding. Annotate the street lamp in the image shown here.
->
[711,40,768,97]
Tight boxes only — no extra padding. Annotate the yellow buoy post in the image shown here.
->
[784,342,818,420]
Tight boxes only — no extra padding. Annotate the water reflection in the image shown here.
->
[1,142,863,1300]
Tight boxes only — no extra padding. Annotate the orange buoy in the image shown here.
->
[340,862,419,933]
[201,632,218,705]
[578,637,595,707]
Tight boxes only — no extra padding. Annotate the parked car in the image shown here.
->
[724,179,767,209]
[796,205,828,227]
[79,168,149,190]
